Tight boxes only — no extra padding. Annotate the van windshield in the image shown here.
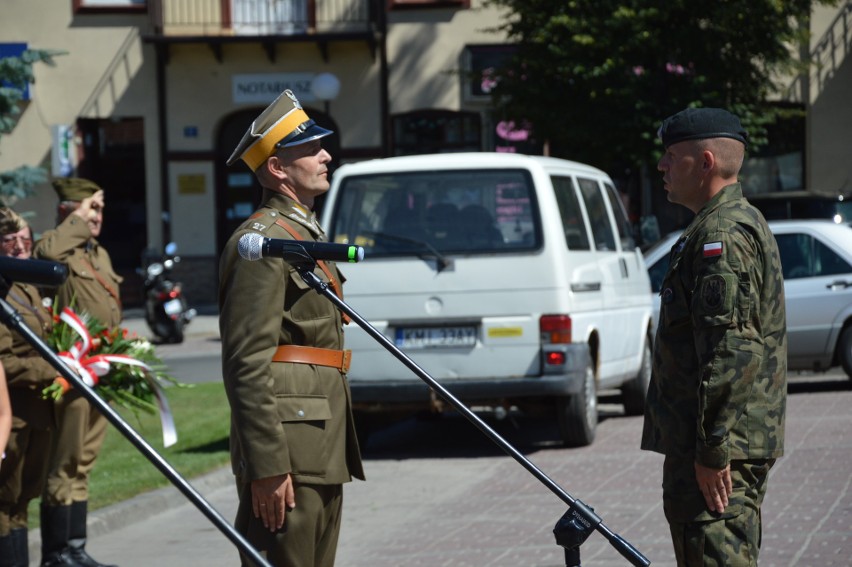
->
[328,169,541,257]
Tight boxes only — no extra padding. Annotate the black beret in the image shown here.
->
[657,107,748,149]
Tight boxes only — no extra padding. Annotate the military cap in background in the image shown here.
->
[658,107,748,149]
[0,207,28,235]
[51,177,103,202]
[227,89,333,170]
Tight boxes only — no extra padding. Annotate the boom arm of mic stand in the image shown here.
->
[0,294,272,567]
[294,266,650,567]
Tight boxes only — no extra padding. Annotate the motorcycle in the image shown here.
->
[139,242,197,343]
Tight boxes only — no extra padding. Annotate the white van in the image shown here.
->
[321,152,653,446]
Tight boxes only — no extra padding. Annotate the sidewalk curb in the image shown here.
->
[28,466,234,561]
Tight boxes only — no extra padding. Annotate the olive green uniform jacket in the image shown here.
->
[33,214,122,328]
[0,282,56,532]
[219,191,364,485]
[641,183,787,469]
[0,282,56,430]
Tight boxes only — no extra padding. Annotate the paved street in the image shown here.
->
[26,313,852,567]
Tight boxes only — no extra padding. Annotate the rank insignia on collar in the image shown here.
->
[703,241,723,258]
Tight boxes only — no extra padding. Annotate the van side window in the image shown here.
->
[603,182,636,250]
[578,178,616,251]
[330,169,541,255]
[551,176,591,250]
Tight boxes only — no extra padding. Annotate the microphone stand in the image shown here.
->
[0,278,272,567]
[292,262,651,567]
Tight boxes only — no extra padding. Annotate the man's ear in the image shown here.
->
[701,149,716,173]
[262,155,289,183]
[57,202,75,221]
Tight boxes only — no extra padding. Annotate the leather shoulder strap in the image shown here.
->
[273,218,350,324]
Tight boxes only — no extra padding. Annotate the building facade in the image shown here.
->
[1,0,849,305]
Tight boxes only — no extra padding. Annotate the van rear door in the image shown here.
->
[326,167,552,384]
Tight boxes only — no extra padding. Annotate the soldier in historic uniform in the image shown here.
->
[641,108,787,566]
[34,178,121,567]
[0,208,57,567]
[219,89,364,566]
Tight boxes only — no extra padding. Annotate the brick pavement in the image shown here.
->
[25,371,852,567]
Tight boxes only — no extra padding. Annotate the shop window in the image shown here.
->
[392,110,481,156]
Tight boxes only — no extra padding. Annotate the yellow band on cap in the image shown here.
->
[242,108,311,170]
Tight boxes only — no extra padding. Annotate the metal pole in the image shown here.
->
[0,290,271,567]
[295,266,650,567]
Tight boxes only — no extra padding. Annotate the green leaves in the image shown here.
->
[0,48,66,206]
[486,0,833,171]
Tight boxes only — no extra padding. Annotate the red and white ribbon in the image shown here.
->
[55,307,178,447]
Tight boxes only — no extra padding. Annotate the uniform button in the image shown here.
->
[297,410,305,418]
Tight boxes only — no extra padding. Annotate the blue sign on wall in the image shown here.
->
[0,42,31,100]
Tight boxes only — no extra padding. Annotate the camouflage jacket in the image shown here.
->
[641,183,787,468]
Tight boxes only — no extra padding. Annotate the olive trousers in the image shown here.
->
[42,392,108,506]
[234,477,343,567]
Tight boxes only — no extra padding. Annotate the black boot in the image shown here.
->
[67,501,117,567]
[10,528,29,567]
[39,504,80,567]
[0,530,24,567]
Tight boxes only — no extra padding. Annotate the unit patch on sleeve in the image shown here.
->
[701,274,726,312]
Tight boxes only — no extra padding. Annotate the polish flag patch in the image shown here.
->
[703,241,723,258]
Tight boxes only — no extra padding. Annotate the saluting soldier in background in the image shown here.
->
[642,108,787,566]
[0,208,57,567]
[34,178,121,567]
[219,89,364,566]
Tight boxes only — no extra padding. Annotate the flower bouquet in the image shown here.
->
[42,305,183,446]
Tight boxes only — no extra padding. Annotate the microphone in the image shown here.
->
[0,256,69,287]
[237,233,364,264]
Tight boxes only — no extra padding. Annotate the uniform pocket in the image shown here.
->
[276,394,331,477]
[286,269,334,323]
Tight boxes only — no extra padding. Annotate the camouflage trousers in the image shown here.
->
[662,456,775,567]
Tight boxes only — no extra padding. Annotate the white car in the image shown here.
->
[644,220,852,378]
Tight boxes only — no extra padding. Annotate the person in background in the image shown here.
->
[34,179,121,567]
[641,108,787,566]
[0,208,57,567]
[219,89,364,566]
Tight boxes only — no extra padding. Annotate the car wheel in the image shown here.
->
[839,326,852,379]
[622,334,652,416]
[556,359,597,447]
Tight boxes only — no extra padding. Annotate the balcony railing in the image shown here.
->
[147,0,376,37]
[784,1,852,104]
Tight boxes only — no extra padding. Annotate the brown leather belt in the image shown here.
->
[272,345,352,373]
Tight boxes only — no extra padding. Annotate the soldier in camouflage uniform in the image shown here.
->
[35,179,121,567]
[220,89,364,566]
[641,108,787,567]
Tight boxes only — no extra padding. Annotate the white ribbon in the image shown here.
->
[56,308,178,447]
